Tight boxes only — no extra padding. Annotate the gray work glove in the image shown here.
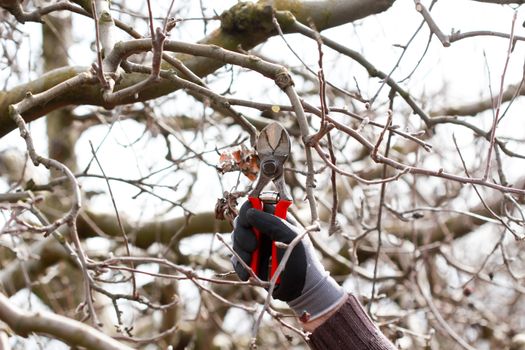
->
[232,200,345,320]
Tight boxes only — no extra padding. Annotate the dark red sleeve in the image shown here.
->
[308,294,396,350]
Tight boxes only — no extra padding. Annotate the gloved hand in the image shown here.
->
[231,200,345,320]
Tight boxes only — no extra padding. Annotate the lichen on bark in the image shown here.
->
[220,2,275,35]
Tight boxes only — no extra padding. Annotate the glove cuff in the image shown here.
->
[287,274,345,321]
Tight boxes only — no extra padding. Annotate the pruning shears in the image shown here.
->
[248,122,292,284]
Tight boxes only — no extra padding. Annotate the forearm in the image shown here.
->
[304,294,396,350]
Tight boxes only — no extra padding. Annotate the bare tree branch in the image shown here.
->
[0,0,395,137]
[0,293,133,350]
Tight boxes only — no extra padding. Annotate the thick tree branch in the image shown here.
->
[0,293,133,350]
[0,211,231,297]
[387,178,525,244]
[264,0,395,30]
[430,83,525,117]
[77,211,232,249]
[0,239,69,296]
[0,0,395,137]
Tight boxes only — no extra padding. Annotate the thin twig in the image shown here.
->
[314,143,409,185]
[414,0,450,47]
[483,11,517,181]
[271,12,364,103]
[416,266,477,350]
[289,19,431,126]
[368,97,394,316]
[91,1,109,89]
[215,233,269,287]
[284,85,319,223]
[452,135,521,240]
[326,132,340,235]
[88,141,137,296]
[371,110,393,161]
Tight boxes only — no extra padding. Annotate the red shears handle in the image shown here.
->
[248,197,292,284]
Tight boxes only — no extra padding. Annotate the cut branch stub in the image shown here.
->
[275,70,294,90]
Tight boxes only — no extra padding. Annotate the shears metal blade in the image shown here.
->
[248,122,292,283]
